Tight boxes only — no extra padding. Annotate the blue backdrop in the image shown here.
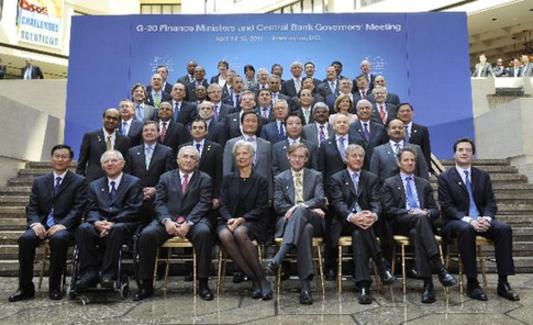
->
[66,13,473,158]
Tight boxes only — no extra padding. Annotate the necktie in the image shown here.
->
[46,177,62,228]
[106,135,112,150]
[278,122,286,140]
[464,171,479,219]
[352,172,359,195]
[330,81,335,93]
[214,105,219,121]
[404,125,410,143]
[360,90,365,99]
[234,93,240,107]
[338,136,346,162]
[394,142,401,154]
[379,104,387,124]
[122,121,128,136]
[294,171,304,203]
[136,104,144,121]
[160,122,167,142]
[109,181,117,201]
[405,176,419,209]
[145,145,153,170]
[175,102,181,115]
[262,108,269,119]
[362,123,370,141]
[196,143,202,156]
[181,173,189,194]
[319,125,326,143]
[153,92,161,108]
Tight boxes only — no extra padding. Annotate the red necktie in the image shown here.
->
[379,104,387,124]
[181,173,189,194]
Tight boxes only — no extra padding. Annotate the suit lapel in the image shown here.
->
[395,175,407,207]
[451,167,468,194]
[343,170,357,198]
[287,172,295,204]
[302,169,312,201]
[97,130,107,151]
[55,171,72,197]
[413,177,425,207]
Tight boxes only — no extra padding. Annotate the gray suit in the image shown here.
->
[271,139,318,176]
[135,103,157,122]
[369,143,429,182]
[273,168,326,279]
[302,123,333,148]
[521,63,533,77]
[472,63,494,78]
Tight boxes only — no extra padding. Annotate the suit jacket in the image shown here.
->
[21,65,44,79]
[273,168,326,216]
[318,135,365,180]
[177,74,194,87]
[76,129,131,182]
[472,63,494,77]
[165,100,197,126]
[121,119,144,148]
[158,120,191,155]
[85,173,143,224]
[134,103,157,122]
[146,90,171,108]
[213,102,234,123]
[218,171,269,223]
[180,140,222,198]
[271,139,318,176]
[371,103,398,126]
[367,93,400,106]
[302,123,334,148]
[225,112,267,139]
[382,174,439,222]
[348,120,389,169]
[155,169,212,225]
[357,73,376,90]
[506,66,522,78]
[493,66,507,77]
[26,171,87,230]
[292,107,315,126]
[369,143,429,182]
[259,121,285,145]
[255,106,275,122]
[521,62,533,77]
[206,119,228,146]
[281,79,300,98]
[186,79,210,101]
[317,80,339,99]
[407,122,431,168]
[125,143,176,188]
[438,166,497,224]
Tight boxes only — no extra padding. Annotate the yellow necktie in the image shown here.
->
[295,171,304,204]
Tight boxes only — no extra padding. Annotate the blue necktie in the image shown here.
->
[362,123,370,141]
[338,136,346,162]
[319,125,326,143]
[278,122,286,140]
[405,176,419,209]
[464,171,479,219]
[136,104,144,121]
[109,181,117,201]
[46,177,61,228]
[196,143,202,157]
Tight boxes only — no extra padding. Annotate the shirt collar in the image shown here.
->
[53,171,67,182]
[347,167,360,179]
[335,134,347,141]
[389,139,404,147]
[107,173,123,188]
[179,170,194,180]
[455,165,472,182]
[193,139,205,146]
[102,128,115,137]
[400,171,414,181]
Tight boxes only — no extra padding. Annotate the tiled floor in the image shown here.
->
[0,274,532,324]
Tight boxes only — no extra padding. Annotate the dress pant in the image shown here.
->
[75,222,138,276]
[136,219,213,281]
[340,223,382,284]
[275,206,323,280]
[443,219,515,278]
[18,228,73,290]
[394,214,439,278]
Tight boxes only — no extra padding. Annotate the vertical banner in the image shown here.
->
[17,0,64,48]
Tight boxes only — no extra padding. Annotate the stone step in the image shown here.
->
[0,218,26,231]
[0,186,32,196]
[0,196,28,205]
[486,256,533,273]
[0,245,46,259]
[440,159,509,166]
[26,161,77,169]
[497,203,533,213]
[0,231,23,245]
[18,168,76,177]
[491,215,533,225]
[512,227,533,241]
[481,241,533,257]
[7,178,34,186]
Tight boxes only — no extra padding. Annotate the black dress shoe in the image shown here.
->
[75,272,98,291]
[8,288,35,302]
[49,288,63,301]
[199,287,214,301]
[381,269,397,285]
[299,290,313,305]
[133,283,154,302]
[497,282,520,301]
[251,282,262,299]
[265,261,280,276]
[467,286,488,301]
[406,268,420,279]
[232,272,248,283]
[438,269,457,287]
[100,274,115,289]
[325,269,336,281]
[421,283,436,304]
[261,280,273,300]
[357,286,372,305]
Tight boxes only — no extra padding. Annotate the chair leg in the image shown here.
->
[276,262,281,298]
[38,245,48,291]
[401,244,406,294]
[317,245,325,296]
[438,244,445,266]
[153,248,159,287]
[371,260,382,293]
[164,247,171,290]
[337,246,342,294]
[458,253,464,294]
[257,245,262,264]
[217,249,223,295]
[193,248,197,297]
[477,245,487,288]
[391,245,397,275]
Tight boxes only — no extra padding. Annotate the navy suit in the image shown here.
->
[167,100,197,126]
[186,79,209,101]
[281,78,300,98]
[145,90,171,108]
[407,122,432,169]
[318,136,365,187]
[371,103,398,126]
[180,140,223,200]
[18,171,86,290]
[121,119,144,148]
[259,121,285,145]
[348,120,388,169]
[157,121,190,156]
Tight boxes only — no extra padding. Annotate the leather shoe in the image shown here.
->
[261,280,273,300]
[49,288,63,300]
[357,286,372,305]
[232,271,248,283]
[265,261,280,276]
[406,268,420,279]
[381,269,397,285]
[421,283,436,303]
[325,269,336,281]
[8,288,35,302]
[497,282,520,301]
[184,272,194,282]
[100,274,115,289]
[251,282,262,299]
[199,287,214,301]
[133,282,154,302]
[299,290,313,305]
[438,269,457,287]
[75,271,98,291]
[467,286,488,301]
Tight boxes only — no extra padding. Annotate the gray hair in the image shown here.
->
[178,145,200,160]
[312,101,329,114]
[356,99,372,110]
[100,149,124,164]
[232,139,255,157]
[345,144,366,157]
[290,61,303,70]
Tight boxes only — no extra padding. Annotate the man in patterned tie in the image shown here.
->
[382,147,456,303]
[438,138,519,302]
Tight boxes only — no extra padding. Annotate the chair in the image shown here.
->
[273,237,325,297]
[37,240,67,291]
[391,235,445,294]
[216,240,262,294]
[446,236,491,293]
[153,237,197,296]
[336,236,381,294]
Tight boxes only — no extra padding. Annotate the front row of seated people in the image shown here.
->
[9,137,520,305]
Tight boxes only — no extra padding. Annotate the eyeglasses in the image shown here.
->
[52,154,70,160]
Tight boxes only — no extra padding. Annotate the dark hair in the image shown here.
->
[396,147,417,160]
[397,103,414,111]
[453,138,476,154]
[331,60,343,68]
[191,119,208,129]
[240,110,259,124]
[131,83,147,97]
[218,60,229,69]
[285,113,303,124]
[143,120,159,131]
[156,65,168,73]
[304,61,315,68]
[244,64,255,74]
[271,63,283,73]
[51,144,74,158]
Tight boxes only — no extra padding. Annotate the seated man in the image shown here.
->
[266,143,326,305]
[9,145,87,302]
[438,138,519,301]
[135,146,214,301]
[75,150,142,291]
[329,144,396,304]
[382,147,456,303]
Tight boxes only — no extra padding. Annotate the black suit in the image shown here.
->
[225,112,267,139]
[407,122,432,169]
[21,65,44,79]
[382,175,440,277]
[371,103,398,126]
[206,119,228,146]
[328,169,385,283]
[158,121,190,155]
[318,135,365,184]
[281,78,301,98]
[166,100,197,126]
[438,167,514,278]
[145,90,171,108]
[180,140,223,200]
[271,139,318,176]
[137,170,213,282]
[348,120,388,169]
[76,130,130,182]
[18,171,86,290]
[76,174,142,277]
[120,119,144,148]
[186,79,210,101]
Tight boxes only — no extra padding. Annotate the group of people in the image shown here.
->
[8,58,520,307]
[472,53,533,77]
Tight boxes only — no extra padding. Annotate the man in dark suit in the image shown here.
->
[207,83,234,123]
[21,58,43,79]
[272,114,318,176]
[9,145,87,302]
[268,75,290,105]
[168,82,197,126]
[119,99,144,148]
[317,66,338,99]
[155,65,173,94]
[134,146,214,301]
[358,60,376,91]
[292,89,316,125]
[74,150,142,291]
[131,83,157,122]
[281,61,303,98]
[197,100,228,146]
[186,66,210,102]
[155,102,190,155]
[352,75,371,101]
[506,58,522,77]
[329,144,396,304]
[369,119,428,183]
[225,91,267,140]
[520,54,533,77]
[76,108,131,182]
[368,76,400,106]
[302,102,333,149]
[303,61,322,88]
[371,87,397,126]
[256,88,274,121]
[260,99,289,145]
[266,143,326,305]
[146,73,171,109]
[125,121,175,224]
[472,54,494,77]
[438,138,519,301]
[348,99,388,169]
[177,60,197,87]
[223,75,245,110]
[382,147,456,303]
[396,103,432,169]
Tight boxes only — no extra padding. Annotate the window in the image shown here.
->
[269,0,326,13]
[140,4,181,14]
